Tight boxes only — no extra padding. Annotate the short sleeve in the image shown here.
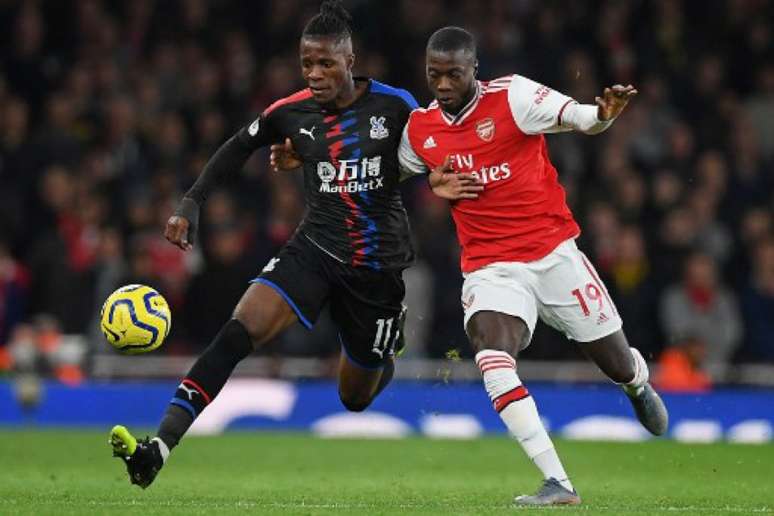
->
[507,74,575,135]
[398,122,429,177]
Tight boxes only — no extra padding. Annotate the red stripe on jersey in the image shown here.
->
[483,82,511,92]
[487,75,513,85]
[581,255,618,316]
[493,385,529,412]
[263,89,313,116]
[182,378,212,405]
[557,99,574,126]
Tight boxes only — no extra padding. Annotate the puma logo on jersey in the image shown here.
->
[262,257,280,272]
[178,383,198,400]
[248,117,261,136]
[299,126,316,140]
[423,136,437,149]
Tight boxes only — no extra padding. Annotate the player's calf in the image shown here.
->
[153,318,254,457]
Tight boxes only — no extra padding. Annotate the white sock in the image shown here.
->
[475,350,574,492]
[152,437,170,464]
[620,347,649,396]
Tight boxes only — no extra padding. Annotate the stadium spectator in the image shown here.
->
[0,238,29,348]
[605,225,660,359]
[739,238,774,362]
[659,251,742,377]
[653,336,712,393]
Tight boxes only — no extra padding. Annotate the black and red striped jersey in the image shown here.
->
[239,78,418,270]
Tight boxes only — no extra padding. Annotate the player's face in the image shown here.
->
[300,36,355,105]
[426,49,477,114]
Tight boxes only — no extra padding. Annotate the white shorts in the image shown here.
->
[461,239,623,344]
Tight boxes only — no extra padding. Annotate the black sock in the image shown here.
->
[157,318,253,449]
[373,358,395,399]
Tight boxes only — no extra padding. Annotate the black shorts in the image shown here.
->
[252,232,406,369]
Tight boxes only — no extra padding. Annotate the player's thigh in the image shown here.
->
[533,239,622,342]
[331,268,405,370]
[236,238,330,347]
[462,262,537,353]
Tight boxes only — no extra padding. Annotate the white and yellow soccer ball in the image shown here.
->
[100,284,171,354]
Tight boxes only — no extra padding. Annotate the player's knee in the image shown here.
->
[232,283,297,350]
[466,313,528,355]
[339,391,372,412]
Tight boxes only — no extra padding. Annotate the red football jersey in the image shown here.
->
[400,74,582,273]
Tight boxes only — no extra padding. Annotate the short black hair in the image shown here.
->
[427,26,476,57]
[302,0,352,43]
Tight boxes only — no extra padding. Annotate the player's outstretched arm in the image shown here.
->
[562,84,637,135]
[165,133,255,251]
[270,138,302,172]
[509,75,636,136]
[428,155,484,201]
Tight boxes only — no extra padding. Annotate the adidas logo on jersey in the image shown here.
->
[423,136,437,149]
[597,312,609,325]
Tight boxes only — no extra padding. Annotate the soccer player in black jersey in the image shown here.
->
[108,1,480,489]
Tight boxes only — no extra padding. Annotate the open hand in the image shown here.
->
[270,138,302,171]
[596,84,638,121]
[428,155,484,200]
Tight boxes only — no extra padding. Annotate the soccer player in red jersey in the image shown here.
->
[399,27,669,506]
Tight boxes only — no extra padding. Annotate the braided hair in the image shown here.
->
[302,0,352,43]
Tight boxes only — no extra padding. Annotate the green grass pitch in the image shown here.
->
[1,430,773,515]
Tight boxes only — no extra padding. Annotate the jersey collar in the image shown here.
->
[439,81,482,126]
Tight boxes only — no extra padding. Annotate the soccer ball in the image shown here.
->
[100,284,171,354]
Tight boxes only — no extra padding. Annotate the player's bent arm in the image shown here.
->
[507,74,613,136]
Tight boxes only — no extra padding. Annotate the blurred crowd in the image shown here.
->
[0,0,772,388]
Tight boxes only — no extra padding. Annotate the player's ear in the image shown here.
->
[347,52,355,71]
[473,60,479,77]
